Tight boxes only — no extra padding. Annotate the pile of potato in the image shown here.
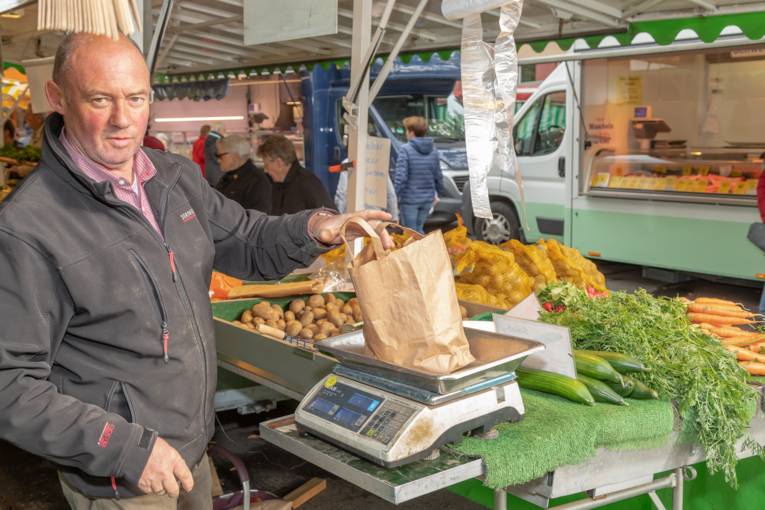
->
[232,294,363,342]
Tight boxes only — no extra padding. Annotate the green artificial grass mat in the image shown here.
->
[452,389,674,490]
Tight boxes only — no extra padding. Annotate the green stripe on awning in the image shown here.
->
[155,11,765,85]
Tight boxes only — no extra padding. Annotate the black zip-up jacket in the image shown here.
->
[215,159,272,213]
[0,114,325,498]
[269,161,336,216]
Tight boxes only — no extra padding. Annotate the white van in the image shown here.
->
[463,35,764,282]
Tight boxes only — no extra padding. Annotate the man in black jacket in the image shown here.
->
[257,134,335,215]
[215,134,271,212]
[0,33,390,509]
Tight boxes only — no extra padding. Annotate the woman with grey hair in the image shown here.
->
[215,134,272,212]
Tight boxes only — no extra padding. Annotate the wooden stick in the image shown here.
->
[284,478,327,509]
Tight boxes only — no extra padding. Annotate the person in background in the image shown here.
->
[334,169,398,222]
[257,134,335,215]
[215,134,271,212]
[192,124,210,177]
[3,120,21,149]
[393,116,444,233]
[142,124,165,151]
[757,152,765,314]
[26,109,46,148]
[203,125,224,187]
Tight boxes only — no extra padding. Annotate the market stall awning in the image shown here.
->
[150,3,765,84]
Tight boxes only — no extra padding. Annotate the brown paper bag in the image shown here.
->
[342,218,474,375]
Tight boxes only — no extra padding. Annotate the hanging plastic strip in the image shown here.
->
[495,1,530,232]
[460,13,495,220]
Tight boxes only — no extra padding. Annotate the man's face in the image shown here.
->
[45,36,150,174]
[216,141,236,172]
[262,156,289,182]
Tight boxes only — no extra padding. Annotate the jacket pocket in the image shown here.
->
[128,250,171,362]
[105,382,133,424]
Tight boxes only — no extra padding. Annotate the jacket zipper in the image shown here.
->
[130,250,171,363]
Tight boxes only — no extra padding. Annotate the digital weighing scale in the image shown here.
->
[294,328,544,467]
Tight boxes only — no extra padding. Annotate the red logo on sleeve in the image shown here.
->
[98,422,116,448]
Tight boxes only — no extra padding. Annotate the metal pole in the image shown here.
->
[368,0,428,103]
[146,0,175,75]
[494,489,507,510]
[672,467,683,510]
[347,0,372,214]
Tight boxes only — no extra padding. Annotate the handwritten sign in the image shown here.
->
[365,137,391,209]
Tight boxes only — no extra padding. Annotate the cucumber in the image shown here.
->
[574,351,624,384]
[517,368,595,406]
[608,377,635,397]
[576,350,650,373]
[577,374,627,406]
[624,376,659,400]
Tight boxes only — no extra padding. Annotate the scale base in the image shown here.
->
[298,405,522,469]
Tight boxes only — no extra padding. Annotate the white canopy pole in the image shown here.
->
[347,0,373,214]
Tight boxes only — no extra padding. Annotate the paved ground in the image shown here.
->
[1,262,761,510]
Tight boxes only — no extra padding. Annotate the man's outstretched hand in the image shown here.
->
[309,210,394,249]
[137,437,193,498]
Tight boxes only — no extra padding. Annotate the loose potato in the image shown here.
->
[338,313,347,323]
[276,319,286,330]
[265,319,278,329]
[284,310,296,322]
[325,302,338,313]
[314,333,328,341]
[254,317,265,326]
[344,316,355,325]
[328,311,344,328]
[241,310,253,323]
[246,322,257,330]
[289,299,306,314]
[306,323,319,334]
[271,304,284,319]
[352,307,363,323]
[319,322,334,335]
[348,297,358,307]
[316,319,328,327]
[307,294,325,308]
[325,294,336,304]
[252,302,275,320]
[286,321,303,337]
[313,307,327,320]
[300,311,315,326]
[300,328,314,339]
[335,299,345,308]
[232,320,246,328]
[341,304,353,315]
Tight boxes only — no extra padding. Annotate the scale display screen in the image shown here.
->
[304,380,384,432]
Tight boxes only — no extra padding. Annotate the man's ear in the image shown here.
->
[44,80,66,114]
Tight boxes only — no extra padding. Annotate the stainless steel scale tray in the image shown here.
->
[316,327,544,394]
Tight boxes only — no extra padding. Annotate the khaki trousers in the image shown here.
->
[60,454,213,510]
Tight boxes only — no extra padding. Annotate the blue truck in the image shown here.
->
[300,54,468,229]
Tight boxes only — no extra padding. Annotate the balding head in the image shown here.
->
[52,33,145,90]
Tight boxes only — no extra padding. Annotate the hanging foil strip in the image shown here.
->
[494,0,529,232]
[460,13,495,220]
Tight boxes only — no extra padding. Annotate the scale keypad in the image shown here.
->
[360,401,416,445]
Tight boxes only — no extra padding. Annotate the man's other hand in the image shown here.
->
[311,210,394,249]
[137,437,193,497]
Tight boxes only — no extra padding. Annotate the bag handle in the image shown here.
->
[340,217,386,262]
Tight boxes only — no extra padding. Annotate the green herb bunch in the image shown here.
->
[540,287,759,486]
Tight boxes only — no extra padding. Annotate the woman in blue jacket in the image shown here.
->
[394,116,444,233]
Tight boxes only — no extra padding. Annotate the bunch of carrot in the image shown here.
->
[683,297,765,376]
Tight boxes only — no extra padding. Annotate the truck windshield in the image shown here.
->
[373,94,465,143]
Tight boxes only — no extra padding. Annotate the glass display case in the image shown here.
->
[586,151,761,204]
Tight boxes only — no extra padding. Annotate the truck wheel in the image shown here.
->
[475,201,520,245]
